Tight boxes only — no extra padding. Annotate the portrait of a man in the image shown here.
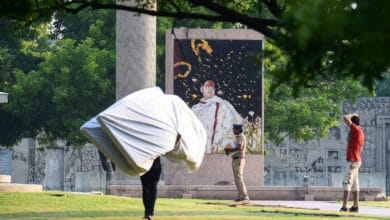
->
[166,29,264,154]
[192,80,242,153]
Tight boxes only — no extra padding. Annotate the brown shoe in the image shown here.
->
[349,206,359,212]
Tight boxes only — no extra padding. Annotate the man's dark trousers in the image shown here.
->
[140,157,162,217]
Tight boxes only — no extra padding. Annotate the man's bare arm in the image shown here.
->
[343,113,358,127]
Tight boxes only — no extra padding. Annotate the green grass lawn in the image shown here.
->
[0,191,388,220]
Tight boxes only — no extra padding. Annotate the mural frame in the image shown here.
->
[165,29,264,154]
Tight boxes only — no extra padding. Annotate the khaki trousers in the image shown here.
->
[232,158,249,200]
[342,161,361,192]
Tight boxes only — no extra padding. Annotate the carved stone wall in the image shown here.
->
[10,141,104,191]
[265,97,390,195]
[8,97,390,194]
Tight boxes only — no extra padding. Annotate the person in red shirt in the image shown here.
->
[340,113,365,212]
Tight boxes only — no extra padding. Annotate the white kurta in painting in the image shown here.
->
[192,95,242,153]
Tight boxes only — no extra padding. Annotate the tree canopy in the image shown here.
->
[156,16,371,146]
[1,0,389,92]
[0,1,383,148]
[0,10,115,147]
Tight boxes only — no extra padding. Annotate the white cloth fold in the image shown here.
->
[81,87,206,175]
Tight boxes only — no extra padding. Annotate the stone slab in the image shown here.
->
[163,154,264,186]
[0,175,11,183]
[45,148,64,190]
[304,195,315,201]
[0,183,42,192]
[0,147,12,175]
[364,195,375,201]
[182,193,192,199]
[108,185,382,201]
[75,170,106,192]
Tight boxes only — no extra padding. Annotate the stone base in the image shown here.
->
[304,195,315,201]
[182,193,192,199]
[0,183,42,192]
[108,185,383,201]
[163,154,264,186]
[0,175,11,183]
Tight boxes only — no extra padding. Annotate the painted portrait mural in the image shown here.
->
[166,29,264,154]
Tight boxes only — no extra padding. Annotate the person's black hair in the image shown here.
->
[233,124,243,133]
[233,127,243,133]
[351,116,360,126]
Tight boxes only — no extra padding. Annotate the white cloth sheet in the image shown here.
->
[81,87,206,176]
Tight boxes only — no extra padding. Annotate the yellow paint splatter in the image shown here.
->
[173,61,192,79]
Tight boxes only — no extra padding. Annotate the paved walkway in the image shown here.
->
[251,200,390,217]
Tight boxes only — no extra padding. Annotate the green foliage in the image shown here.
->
[375,71,390,97]
[0,0,43,23]
[0,10,115,147]
[1,0,388,92]
[0,20,49,83]
[155,11,372,146]
[263,42,370,144]
[0,20,51,146]
[0,0,384,148]
[34,37,115,145]
[52,9,115,50]
[275,0,390,92]
[0,109,24,146]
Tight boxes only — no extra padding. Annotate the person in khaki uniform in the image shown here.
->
[224,124,249,203]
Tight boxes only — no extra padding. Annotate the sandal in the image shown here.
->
[339,207,348,212]
[349,206,359,212]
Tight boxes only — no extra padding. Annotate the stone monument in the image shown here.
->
[163,29,265,193]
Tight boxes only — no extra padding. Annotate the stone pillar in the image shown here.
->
[11,139,30,183]
[116,1,156,99]
[28,138,36,180]
[0,147,12,175]
[376,122,386,172]
[45,148,64,190]
[113,1,156,184]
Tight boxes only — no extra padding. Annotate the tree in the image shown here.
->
[0,1,380,147]
[32,38,115,146]
[0,20,51,146]
[0,10,115,147]
[375,71,390,97]
[1,0,389,92]
[263,42,370,144]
